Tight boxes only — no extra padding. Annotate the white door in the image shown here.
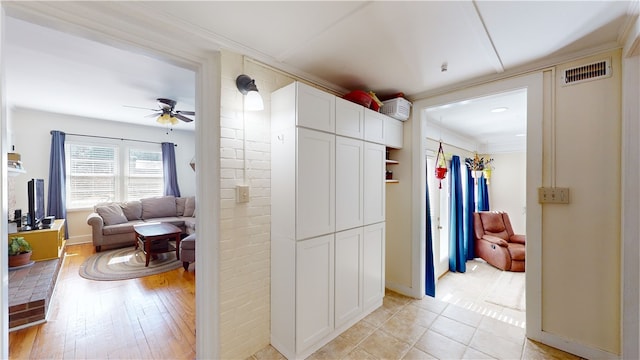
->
[335,96,364,139]
[296,234,335,352]
[336,136,364,232]
[364,142,385,225]
[363,222,385,310]
[296,82,335,133]
[334,228,363,328]
[363,109,385,144]
[296,128,335,240]
[427,155,449,278]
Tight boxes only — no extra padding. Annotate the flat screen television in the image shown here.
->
[27,178,45,229]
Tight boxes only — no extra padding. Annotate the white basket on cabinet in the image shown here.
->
[381,97,412,121]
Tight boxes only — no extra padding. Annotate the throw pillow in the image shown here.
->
[121,201,142,221]
[184,196,196,217]
[96,204,128,226]
[141,196,177,219]
[176,197,187,217]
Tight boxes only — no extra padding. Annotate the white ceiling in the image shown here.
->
[4,1,638,149]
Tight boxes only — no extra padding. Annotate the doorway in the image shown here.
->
[411,72,544,340]
[0,6,220,358]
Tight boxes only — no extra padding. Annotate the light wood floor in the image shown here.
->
[8,243,196,359]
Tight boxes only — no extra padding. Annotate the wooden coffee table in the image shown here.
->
[133,223,182,267]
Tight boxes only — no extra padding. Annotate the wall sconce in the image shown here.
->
[236,74,264,111]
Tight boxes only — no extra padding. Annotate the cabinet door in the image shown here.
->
[296,234,335,352]
[336,136,364,232]
[384,117,403,149]
[363,222,385,310]
[364,109,385,144]
[297,128,335,240]
[336,97,364,139]
[297,82,336,133]
[335,228,363,328]
[364,142,385,225]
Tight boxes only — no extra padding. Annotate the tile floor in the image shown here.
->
[250,260,582,360]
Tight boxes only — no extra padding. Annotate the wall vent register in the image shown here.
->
[562,59,611,86]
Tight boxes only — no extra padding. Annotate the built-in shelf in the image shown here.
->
[385,159,399,165]
[385,179,399,184]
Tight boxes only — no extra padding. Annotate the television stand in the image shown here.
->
[9,219,66,261]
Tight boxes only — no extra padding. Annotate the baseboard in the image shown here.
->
[66,234,92,245]
[529,330,620,360]
[385,281,422,299]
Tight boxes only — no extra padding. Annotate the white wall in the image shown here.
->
[489,152,526,234]
[540,50,621,355]
[8,107,195,244]
[217,51,294,359]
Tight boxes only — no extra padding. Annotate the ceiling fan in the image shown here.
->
[125,98,195,125]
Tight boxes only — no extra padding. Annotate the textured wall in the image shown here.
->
[218,51,294,359]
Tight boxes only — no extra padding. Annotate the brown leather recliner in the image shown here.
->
[473,212,525,272]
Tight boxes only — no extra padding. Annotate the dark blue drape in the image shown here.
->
[448,155,466,272]
[477,176,490,211]
[47,130,68,238]
[425,163,436,297]
[464,167,475,260]
[162,142,181,197]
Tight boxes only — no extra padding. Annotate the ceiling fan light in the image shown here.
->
[170,116,179,125]
[157,113,171,124]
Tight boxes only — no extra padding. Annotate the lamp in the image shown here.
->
[157,112,178,125]
[236,74,264,111]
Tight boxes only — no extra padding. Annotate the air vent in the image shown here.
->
[562,59,611,86]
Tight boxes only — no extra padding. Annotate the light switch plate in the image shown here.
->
[236,185,250,203]
[538,187,569,204]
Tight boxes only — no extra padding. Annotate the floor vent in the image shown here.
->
[562,59,611,86]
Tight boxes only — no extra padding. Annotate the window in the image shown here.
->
[66,141,163,209]
[127,148,163,200]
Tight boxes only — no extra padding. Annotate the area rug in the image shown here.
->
[484,270,526,311]
[79,245,182,281]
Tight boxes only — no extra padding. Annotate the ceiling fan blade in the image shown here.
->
[123,105,158,111]
[145,112,161,118]
[174,113,194,123]
[176,110,195,116]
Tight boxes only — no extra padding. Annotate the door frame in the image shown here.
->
[411,72,543,339]
[0,3,221,358]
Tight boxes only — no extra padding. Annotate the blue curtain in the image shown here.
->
[425,163,436,297]
[162,142,181,197]
[464,167,475,260]
[448,155,466,272]
[477,176,490,211]
[47,130,68,238]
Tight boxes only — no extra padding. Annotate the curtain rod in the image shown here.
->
[52,131,177,146]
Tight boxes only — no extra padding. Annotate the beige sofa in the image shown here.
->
[87,195,196,252]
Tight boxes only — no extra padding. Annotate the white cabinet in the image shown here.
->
[364,222,385,310]
[364,109,385,144]
[297,128,335,240]
[385,116,403,149]
[364,142,386,225]
[271,81,384,359]
[297,82,335,133]
[336,136,364,232]
[336,97,364,139]
[335,228,363,328]
[296,234,335,352]
[363,108,403,148]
